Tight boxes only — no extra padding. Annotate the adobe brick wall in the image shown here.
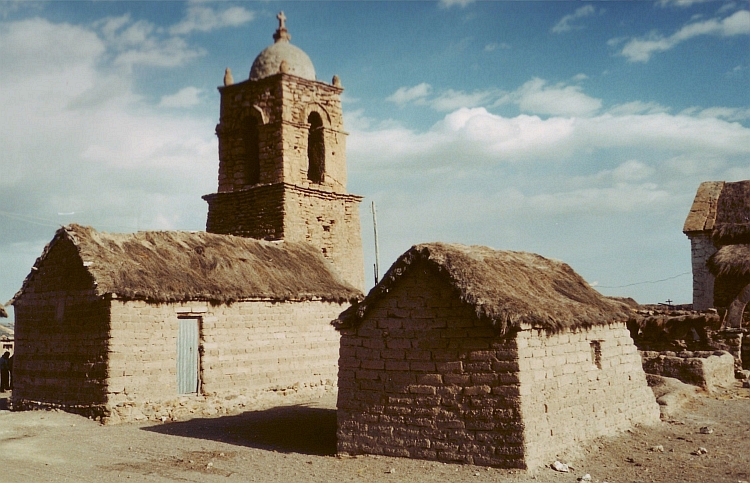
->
[11,238,109,417]
[336,266,660,469]
[337,268,527,467]
[106,298,346,422]
[518,324,660,469]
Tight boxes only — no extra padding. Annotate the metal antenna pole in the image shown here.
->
[372,201,380,285]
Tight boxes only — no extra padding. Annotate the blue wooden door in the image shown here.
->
[177,318,199,394]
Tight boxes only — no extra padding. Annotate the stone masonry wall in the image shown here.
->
[281,75,347,192]
[204,183,285,240]
[106,298,345,422]
[518,324,661,469]
[640,350,735,392]
[337,267,528,468]
[217,74,346,193]
[11,238,109,417]
[204,183,364,291]
[689,233,717,310]
[284,186,364,291]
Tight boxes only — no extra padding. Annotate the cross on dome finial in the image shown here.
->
[273,11,291,43]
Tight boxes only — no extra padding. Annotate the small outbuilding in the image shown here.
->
[334,243,659,469]
[684,180,750,326]
[9,224,360,422]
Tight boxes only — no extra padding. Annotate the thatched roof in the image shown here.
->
[683,181,724,233]
[712,181,750,244]
[11,224,362,305]
[708,244,750,277]
[334,243,631,335]
[684,180,750,245]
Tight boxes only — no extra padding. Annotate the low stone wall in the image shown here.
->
[640,350,735,392]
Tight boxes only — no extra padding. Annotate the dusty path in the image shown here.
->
[0,385,748,483]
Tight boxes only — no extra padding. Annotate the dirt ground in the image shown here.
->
[0,385,749,483]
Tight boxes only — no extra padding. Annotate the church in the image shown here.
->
[8,13,364,422]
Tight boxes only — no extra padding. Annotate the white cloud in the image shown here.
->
[608,101,671,116]
[387,78,602,117]
[350,102,750,179]
[552,5,597,34]
[159,87,203,108]
[0,18,105,79]
[439,0,475,8]
[170,5,254,35]
[618,9,750,62]
[0,16,217,248]
[501,78,603,117]
[93,14,204,70]
[430,89,500,112]
[656,0,714,7]
[681,106,750,122]
[386,83,432,106]
[484,42,510,52]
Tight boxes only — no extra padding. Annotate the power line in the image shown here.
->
[597,271,691,289]
[0,210,62,228]
[0,210,136,231]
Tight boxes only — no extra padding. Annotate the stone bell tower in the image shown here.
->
[203,12,364,291]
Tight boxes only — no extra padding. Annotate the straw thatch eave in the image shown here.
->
[708,244,750,277]
[11,224,362,305]
[709,180,750,244]
[334,243,630,335]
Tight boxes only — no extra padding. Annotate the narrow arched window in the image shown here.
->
[307,112,325,183]
[244,115,260,185]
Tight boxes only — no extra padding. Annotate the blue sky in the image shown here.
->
[1,0,749,320]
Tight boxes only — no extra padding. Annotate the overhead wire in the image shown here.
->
[597,271,691,289]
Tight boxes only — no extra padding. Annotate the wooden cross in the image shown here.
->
[277,11,287,30]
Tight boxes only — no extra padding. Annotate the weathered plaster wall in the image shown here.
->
[689,233,717,310]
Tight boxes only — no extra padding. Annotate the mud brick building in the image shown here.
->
[334,243,659,469]
[684,180,750,326]
[8,13,364,422]
[9,225,359,420]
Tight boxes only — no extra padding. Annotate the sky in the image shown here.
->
[1,0,749,321]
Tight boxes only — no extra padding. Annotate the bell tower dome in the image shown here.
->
[203,12,364,291]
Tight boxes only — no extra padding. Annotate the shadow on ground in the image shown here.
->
[142,404,337,456]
